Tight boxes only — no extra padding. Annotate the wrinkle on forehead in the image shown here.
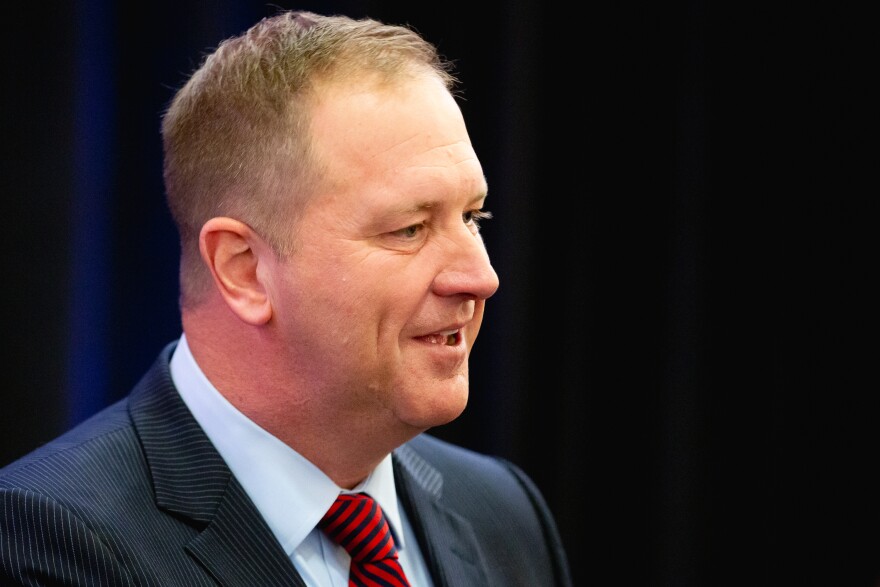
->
[389,142,478,169]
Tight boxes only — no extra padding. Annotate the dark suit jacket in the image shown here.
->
[0,342,572,586]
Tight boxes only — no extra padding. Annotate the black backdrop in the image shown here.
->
[1,2,874,586]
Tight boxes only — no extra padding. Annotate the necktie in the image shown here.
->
[318,492,412,587]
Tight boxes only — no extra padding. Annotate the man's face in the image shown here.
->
[267,74,499,433]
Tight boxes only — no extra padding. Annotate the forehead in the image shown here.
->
[307,74,480,187]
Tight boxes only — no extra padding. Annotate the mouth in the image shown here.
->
[417,329,460,346]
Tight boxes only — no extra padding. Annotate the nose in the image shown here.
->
[432,229,500,300]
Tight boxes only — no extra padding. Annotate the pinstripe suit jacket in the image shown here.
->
[0,343,572,586]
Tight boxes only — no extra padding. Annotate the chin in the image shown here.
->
[426,402,468,428]
[398,385,469,430]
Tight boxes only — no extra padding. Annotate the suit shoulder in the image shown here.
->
[396,434,574,586]
[402,432,518,470]
[0,398,140,492]
[398,433,534,498]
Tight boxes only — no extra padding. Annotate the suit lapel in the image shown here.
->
[185,478,306,587]
[129,343,305,587]
[394,443,490,587]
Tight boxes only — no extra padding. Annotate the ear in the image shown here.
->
[199,217,273,325]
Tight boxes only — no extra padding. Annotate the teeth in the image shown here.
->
[423,330,458,345]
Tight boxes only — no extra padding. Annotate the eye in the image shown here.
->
[463,209,493,229]
[391,223,424,239]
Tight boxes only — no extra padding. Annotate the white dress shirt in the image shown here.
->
[170,334,433,586]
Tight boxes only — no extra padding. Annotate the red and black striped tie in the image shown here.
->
[318,492,412,587]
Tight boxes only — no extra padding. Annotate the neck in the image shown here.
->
[181,303,423,490]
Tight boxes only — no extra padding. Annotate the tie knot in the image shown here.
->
[318,493,399,564]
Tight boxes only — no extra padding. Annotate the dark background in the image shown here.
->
[1,1,874,586]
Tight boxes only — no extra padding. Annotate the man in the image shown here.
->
[0,10,572,586]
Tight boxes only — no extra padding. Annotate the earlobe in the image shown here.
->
[199,217,273,325]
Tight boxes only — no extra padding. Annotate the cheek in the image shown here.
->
[302,267,401,342]
[350,258,428,310]
[293,241,435,335]
[272,257,356,336]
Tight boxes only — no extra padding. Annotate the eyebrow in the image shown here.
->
[397,193,489,215]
